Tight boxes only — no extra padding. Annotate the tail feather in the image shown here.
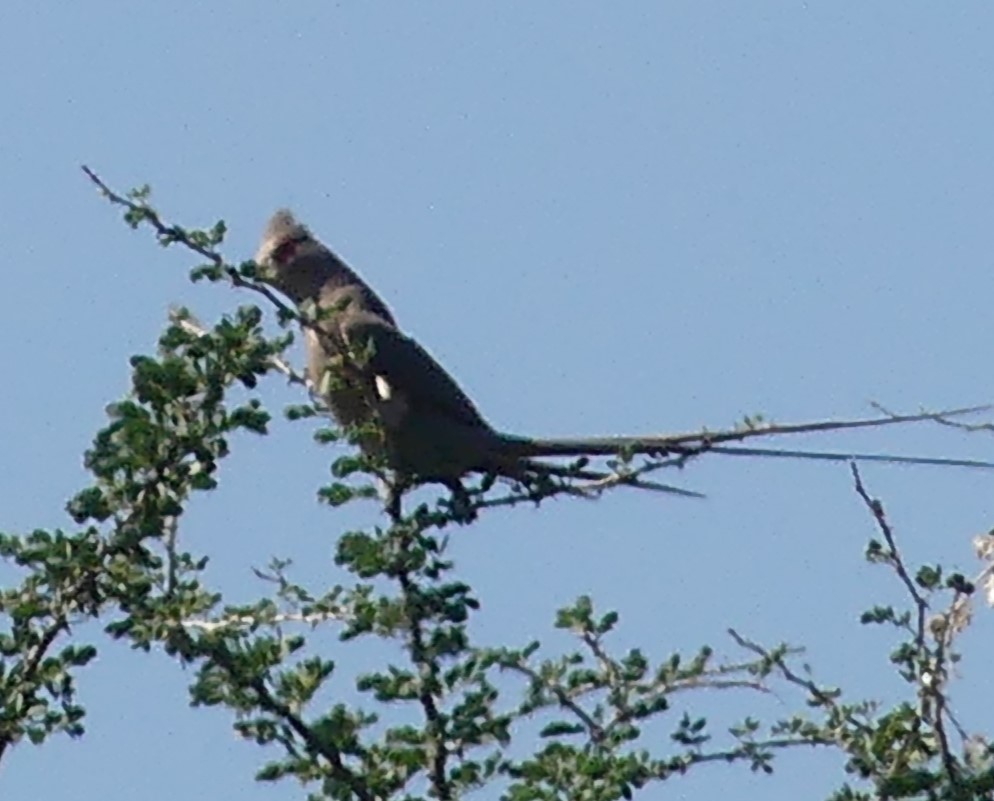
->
[490,456,703,498]
[708,445,994,469]
[496,404,994,469]
[509,436,994,470]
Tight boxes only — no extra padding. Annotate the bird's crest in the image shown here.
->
[256,208,312,265]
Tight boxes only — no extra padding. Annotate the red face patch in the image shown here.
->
[272,238,299,264]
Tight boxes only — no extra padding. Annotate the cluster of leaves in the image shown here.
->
[0,301,280,758]
[1,180,992,799]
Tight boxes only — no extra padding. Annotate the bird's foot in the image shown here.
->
[443,480,477,524]
[382,475,409,521]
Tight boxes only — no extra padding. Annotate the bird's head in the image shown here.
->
[255,209,314,271]
[255,209,329,301]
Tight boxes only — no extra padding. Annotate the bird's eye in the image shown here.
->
[272,239,299,264]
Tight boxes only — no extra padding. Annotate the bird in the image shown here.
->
[254,209,402,456]
[254,209,677,495]
[255,210,994,496]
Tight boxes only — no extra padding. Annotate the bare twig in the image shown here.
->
[665,405,994,448]
[849,467,967,785]
[382,496,453,800]
[0,615,72,760]
[871,400,994,436]
[163,514,179,597]
[664,676,769,695]
[181,610,348,632]
[169,307,310,390]
[728,629,874,738]
[569,468,704,498]
[502,661,606,743]
[850,464,929,649]
[205,641,374,801]
[82,166,296,318]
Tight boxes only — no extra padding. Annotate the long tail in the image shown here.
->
[706,445,994,469]
[509,458,705,498]
[497,404,994,469]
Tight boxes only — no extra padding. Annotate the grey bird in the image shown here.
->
[255,210,398,442]
[255,210,994,494]
[255,209,667,493]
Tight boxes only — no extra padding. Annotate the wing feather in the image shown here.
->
[341,314,492,431]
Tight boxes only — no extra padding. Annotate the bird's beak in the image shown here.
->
[254,236,276,268]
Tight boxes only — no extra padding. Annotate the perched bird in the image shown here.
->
[255,209,658,492]
[255,210,994,494]
[255,210,397,436]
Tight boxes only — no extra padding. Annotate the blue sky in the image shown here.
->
[3,3,994,799]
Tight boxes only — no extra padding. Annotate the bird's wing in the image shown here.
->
[341,313,492,430]
[318,269,397,328]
